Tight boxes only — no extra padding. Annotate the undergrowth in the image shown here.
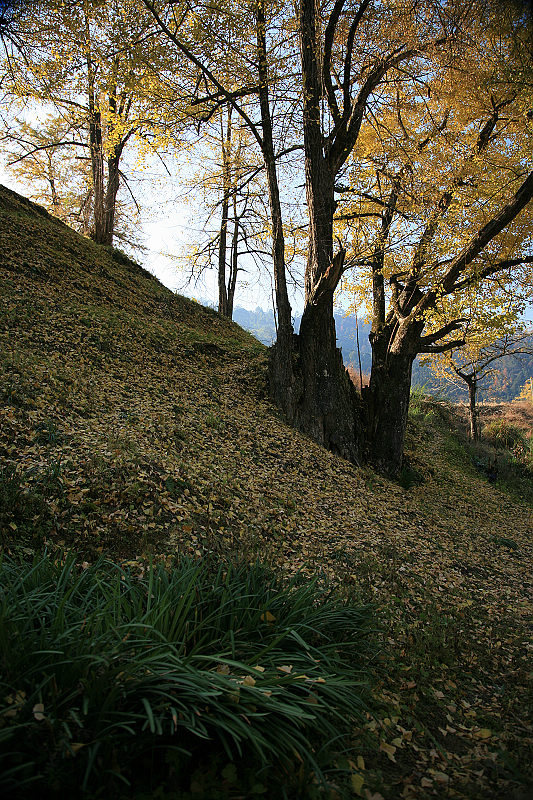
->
[0,553,374,799]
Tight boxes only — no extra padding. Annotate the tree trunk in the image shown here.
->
[295,170,361,461]
[294,0,361,463]
[227,212,239,318]
[297,290,361,461]
[85,43,108,245]
[102,151,120,246]
[217,107,232,316]
[468,378,479,441]
[88,107,106,244]
[217,188,230,316]
[365,324,418,477]
[256,0,294,417]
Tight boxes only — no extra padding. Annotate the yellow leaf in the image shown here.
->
[477,728,491,739]
[278,665,292,674]
[351,772,364,795]
[379,741,396,762]
[391,737,403,747]
[243,675,256,687]
[357,755,365,770]
[431,771,449,784]
[260,611,276,623]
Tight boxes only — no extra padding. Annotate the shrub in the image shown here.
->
[0,553,373,798]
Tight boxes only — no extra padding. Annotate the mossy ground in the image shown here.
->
[1,185,531,798]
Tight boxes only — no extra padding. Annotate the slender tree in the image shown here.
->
[142,0,298,415]
[0,0,185,245]
[431,330,533,440]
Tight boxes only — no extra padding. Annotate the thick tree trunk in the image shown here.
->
[295,166,361,461]
[294,0,361,463]
[88,109,106,244]
[297,291,361,461]
[365,324,418,477]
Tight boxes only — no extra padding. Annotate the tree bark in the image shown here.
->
[87,86,106,243]
[101,151,120,246]
[217,107,232,316]
[366,349,415,477]
[365,320,422,477]
[297,290,362,460]
[217,187,230,315]
[467,377,479,441]
[256,0,294,417]
[293,0,362,462]
[227,209,239,318]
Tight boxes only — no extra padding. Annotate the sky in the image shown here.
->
[0,162,530,324]
[0,162,303,314]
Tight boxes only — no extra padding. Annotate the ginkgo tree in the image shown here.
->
[339,1,533,473]
[422,292,533,440]
[141,0,533,475]
[3,0,532,477]
[142,0,300,416]
[1,0,189,245]
[1,114,97,234]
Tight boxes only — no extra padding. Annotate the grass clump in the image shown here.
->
[0,553,373,799]
[482,419,526,451]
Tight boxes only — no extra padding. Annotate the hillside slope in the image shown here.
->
[1,185,532,799]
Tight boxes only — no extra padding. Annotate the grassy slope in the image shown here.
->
[1,184,531,799]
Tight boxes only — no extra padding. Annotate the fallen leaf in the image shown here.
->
[379,741,396,762]
[351,772,364,795]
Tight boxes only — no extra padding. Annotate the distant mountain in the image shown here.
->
[233,306,373,367]
[233,307,533,402]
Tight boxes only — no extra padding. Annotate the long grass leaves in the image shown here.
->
[0,553,373,798]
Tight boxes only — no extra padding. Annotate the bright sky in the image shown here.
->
[0,163,530,323]
[0,161,301,313]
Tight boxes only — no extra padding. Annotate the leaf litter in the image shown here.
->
[0,185,531,798]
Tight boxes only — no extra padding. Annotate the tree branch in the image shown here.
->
[442,170,533,293]
[141,0,264,151]
[419,337,466,354]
